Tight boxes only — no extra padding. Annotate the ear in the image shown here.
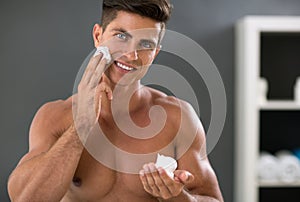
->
[93,24,103,48]
[154,45,161,58]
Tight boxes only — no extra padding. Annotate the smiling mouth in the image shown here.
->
[114,61,136,72]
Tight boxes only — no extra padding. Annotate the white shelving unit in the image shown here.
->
[259,101,300,110]
[234,16,300,202]
[259,180,300,188]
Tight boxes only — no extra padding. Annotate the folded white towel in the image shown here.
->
[276,150,300,183]
[257,152,279,182]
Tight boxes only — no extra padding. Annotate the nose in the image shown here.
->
[122,41,139,61]
[123,49,138,61]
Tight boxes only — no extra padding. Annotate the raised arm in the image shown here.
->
[7,53,112,202]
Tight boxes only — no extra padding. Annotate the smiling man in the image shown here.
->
[7,0,223,201]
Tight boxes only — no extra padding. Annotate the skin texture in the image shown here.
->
[7,11,224,202]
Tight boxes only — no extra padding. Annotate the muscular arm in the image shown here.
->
[140,100,223,202]
[169,135,223,202]
[8,54,110,202]
[172,102,223,202]
[7,101,84,202]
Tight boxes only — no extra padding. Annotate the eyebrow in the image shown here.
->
[140,39,157,47]
[111,28,133,39]
[111,27,158,46]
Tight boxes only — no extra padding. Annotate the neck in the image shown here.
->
[102,75,145,115]
[113,82,144,114]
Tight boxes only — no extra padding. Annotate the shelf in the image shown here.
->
[259,180,300,188]
[235,16,300,202]
[259,101,300,110]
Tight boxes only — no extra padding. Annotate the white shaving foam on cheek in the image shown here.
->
[155,153,178,178]
[93,46,112,64]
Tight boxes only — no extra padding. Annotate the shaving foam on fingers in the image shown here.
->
[93,46,112,64]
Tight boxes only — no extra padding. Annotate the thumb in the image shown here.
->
[174,170,194,184]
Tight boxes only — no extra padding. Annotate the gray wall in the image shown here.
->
[1,0,300,201]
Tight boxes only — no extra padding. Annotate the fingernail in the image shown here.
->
[139,170,144,176]
[181,173,187,181]
[94,46,112,64]
[143,164,149,173]
[149,164,156,172]
[93,51,103,58]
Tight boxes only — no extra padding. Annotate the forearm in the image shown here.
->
[8,126,83,202]
[158,190,222,202]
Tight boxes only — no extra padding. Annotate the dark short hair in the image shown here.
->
[101,0,173,32]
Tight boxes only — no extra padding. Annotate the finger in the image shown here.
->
[174,170,194,184]
[105,85,113,100]
[96,82,113,100]
[95,94,102,123]
[143,164,160,197]
[139,170,153,194]
[158,167,182,195]
[93,81,112,122]
[89,58,107,88]
[148,163,172,199]
[82,53,103,82]
[93,58,107,81]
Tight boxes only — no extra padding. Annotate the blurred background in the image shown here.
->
[1,0,300,201]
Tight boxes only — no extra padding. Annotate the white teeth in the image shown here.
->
[117,62,134,71]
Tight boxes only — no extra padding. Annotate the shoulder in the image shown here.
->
[17,96,74,165]
[145,86,200,132]
[145,86,207,157]
[35,97,72,118]
[146,86,195,117]
[30,96,73,139]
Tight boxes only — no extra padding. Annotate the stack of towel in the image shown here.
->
[257,150,300,183]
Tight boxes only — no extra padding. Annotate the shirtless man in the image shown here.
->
[8,0,224,201]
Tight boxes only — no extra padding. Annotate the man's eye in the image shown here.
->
[141,41,154,49]
[116,33,127,40]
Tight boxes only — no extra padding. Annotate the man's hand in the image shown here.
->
[139,163,194,200]
[73,53,113,143]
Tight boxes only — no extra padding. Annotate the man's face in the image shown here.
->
[93,11,162,85]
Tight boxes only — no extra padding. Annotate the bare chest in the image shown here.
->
[63,150,160,202]
[64,118,177,201]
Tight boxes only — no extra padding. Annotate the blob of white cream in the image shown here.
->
[93,46,112,64]
[155,153,177,178]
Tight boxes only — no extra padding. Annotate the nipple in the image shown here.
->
[72,176,82,187]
